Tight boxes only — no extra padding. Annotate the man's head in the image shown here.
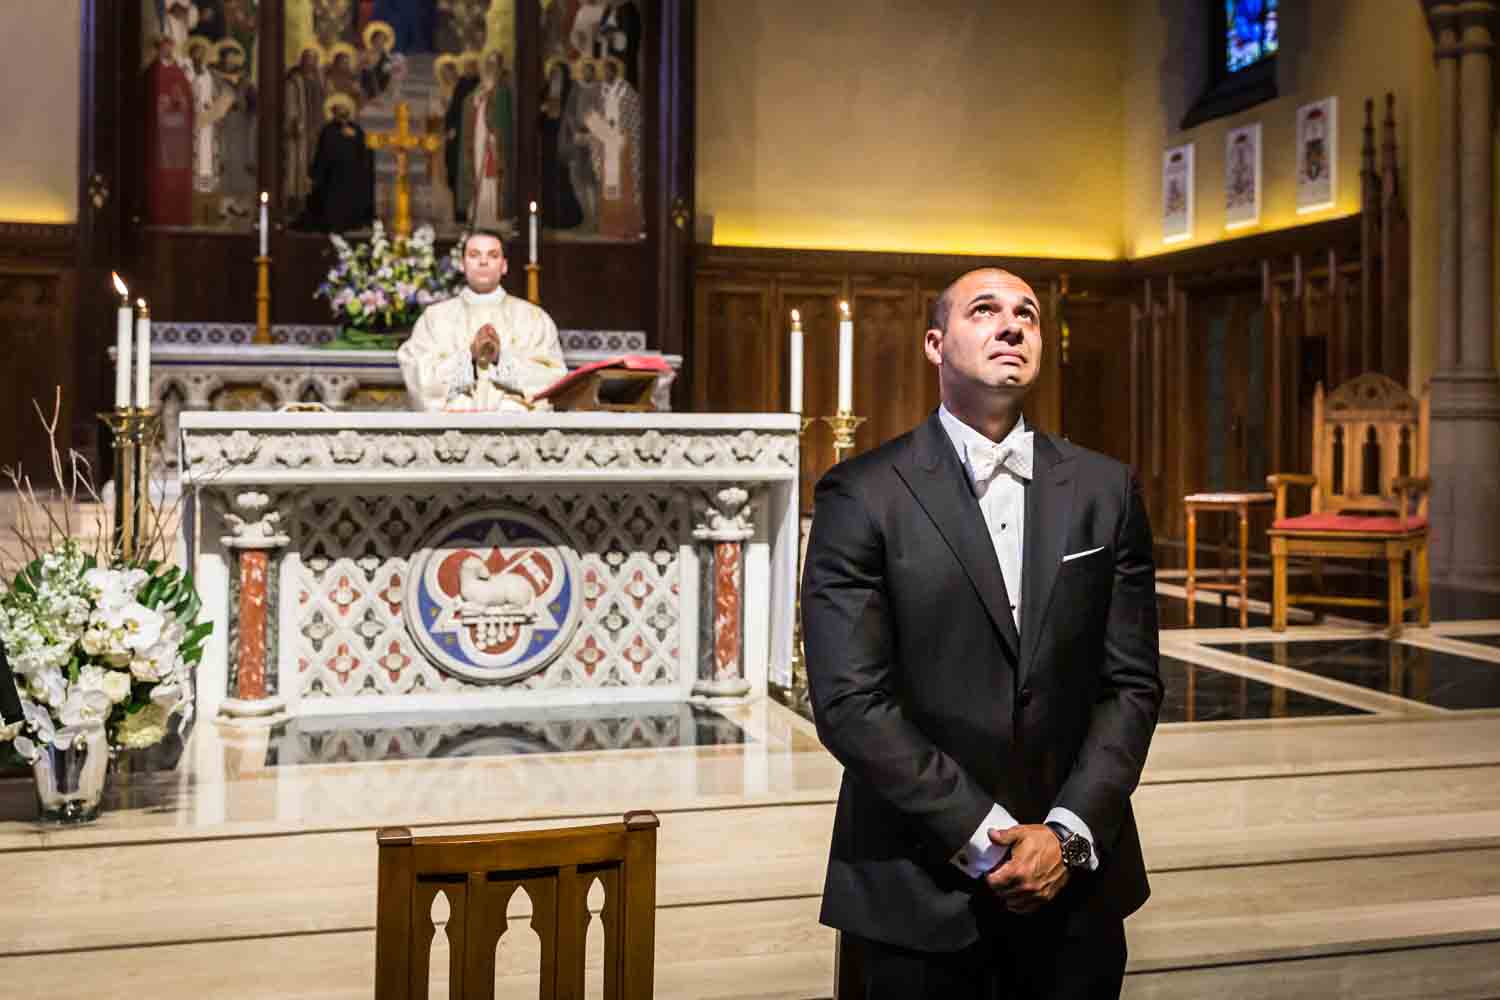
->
[461,230,508,294]
[580,59,597,83]
[325,92,355,122]
[462,53,481,78]
[155,36,174,63]
[924,268,1043,409]
[299,47,320,75]
[603,58,621,83]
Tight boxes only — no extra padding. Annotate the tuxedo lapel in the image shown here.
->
[1020,433,1076,682]
[893,413,1021,662]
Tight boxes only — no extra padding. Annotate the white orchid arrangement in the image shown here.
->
[0,392,208,762]
[314,220,464,339]
[0,544,207,759]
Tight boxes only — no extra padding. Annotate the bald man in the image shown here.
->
[802,268,1162,998]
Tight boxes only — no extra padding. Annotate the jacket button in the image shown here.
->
[1017,687,1033,707]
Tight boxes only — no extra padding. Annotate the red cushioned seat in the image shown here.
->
[1271,512,1427,534]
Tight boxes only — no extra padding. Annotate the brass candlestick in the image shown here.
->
[253,255,272,345]
[822,410,867,465]
[788,416,815,712]
[98,407,162,561]
[526,262,540,305]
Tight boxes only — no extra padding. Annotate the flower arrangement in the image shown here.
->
[0,543,205,759]
[0,394,207,802]
[314,221,465,349]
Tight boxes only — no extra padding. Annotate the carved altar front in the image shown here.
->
[178,412,800,720]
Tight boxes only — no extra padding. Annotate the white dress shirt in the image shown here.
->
[936,405,1099,877]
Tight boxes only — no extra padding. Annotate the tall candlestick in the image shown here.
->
[112,273,132,409]
[528,200,539,264]
[789,309,804,414]
[258,191,269,257]
[837,300,853,412]
[134,299,152,408]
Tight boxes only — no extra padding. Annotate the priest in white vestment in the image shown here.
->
[397,231,567,412]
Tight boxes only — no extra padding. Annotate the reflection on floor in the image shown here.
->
[1206,638,1500,711]
[265,703,748,766]
[1157,654,1366,723]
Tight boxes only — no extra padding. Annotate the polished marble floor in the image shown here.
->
[1205,638,1500,711]
[1157,654,1367,723]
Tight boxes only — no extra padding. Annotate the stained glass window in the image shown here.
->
[1226,0,1278,73]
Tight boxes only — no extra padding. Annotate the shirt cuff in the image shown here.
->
[949,803,1019,878]
[1046,805,1100,871]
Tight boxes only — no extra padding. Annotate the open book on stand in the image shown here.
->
[535,354,673,412]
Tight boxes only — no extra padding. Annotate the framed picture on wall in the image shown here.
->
[1296,98,1337,213]
[1163,143,1195,244]
[1224,123,1262,229]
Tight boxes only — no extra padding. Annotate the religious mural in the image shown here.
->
[282,0,517,236]
[141,0,261,230]
[538,0,643,241]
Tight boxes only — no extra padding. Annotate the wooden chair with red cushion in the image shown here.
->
[1267,374,1431,637]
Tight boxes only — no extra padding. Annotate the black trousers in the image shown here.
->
[846,916,1127,1000]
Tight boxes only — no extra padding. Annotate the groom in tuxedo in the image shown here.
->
[802,268,1162,998]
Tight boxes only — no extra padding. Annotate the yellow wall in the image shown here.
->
[696,0,1128,259]
[0,2,82,224]
[698,1,1440,386]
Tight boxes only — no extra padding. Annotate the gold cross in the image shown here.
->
[365,102,442,241]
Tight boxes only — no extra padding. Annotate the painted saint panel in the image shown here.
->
[538,0,644,241]
[141,0,261,230]
[282,0,517,236]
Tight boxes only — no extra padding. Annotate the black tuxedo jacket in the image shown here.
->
[802,411,1163,952]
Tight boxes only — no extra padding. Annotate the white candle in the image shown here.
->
[112,273,131,409]
[528,200,539,264]
[258,191,269,256]
[789,309,804,414]
[837,301,853,413]
[134,299,151,408]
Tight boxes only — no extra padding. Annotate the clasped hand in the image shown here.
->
[984,824,1069,915]
[471,325,501,367]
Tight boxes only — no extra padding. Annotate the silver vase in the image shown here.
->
[32,723,110,823]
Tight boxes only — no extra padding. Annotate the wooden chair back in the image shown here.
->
[376,811,659,1000]
[1310,373,1429,516]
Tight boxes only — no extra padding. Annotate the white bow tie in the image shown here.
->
[969,434,1034,485]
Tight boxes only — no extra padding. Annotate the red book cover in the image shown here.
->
[535,354,673,401]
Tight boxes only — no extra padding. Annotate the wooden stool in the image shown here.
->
[1183,492,1273,628]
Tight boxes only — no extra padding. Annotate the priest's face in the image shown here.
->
[924,268,1042,404]
[463,235,508,294]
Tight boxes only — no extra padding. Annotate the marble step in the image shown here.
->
[0,801,831,955]
[0,898,837,1000]
[10,764,1500,956]
[1123,937,1500,1000]
[4,877,1499,999]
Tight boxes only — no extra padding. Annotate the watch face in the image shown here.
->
[1062,836,1091,868]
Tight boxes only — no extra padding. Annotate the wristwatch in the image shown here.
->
[1046,821,1092,870]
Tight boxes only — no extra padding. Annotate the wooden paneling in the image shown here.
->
[692,247,1117,512]
[1058,296,1134,465]
[850,280,931,456]
[0,260,78,481]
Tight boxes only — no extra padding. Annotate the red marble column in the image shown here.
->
[712,540,742,682]
[692,487,754,700]
[235,549,270,701]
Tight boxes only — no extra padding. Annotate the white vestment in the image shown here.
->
[397,287,567,412]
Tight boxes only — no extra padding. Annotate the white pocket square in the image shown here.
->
[1061,545,1106,563]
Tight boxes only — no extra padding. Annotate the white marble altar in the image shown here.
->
[177,411,800,720]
